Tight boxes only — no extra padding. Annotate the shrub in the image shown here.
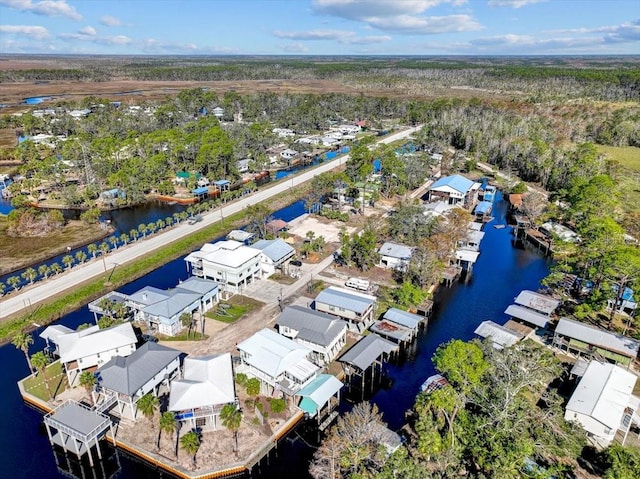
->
[244,398,254,409]
[236,372,248,386]
[246,377,261,397]
[270,398,286,414]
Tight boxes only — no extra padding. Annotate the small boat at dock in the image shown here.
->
[420,374,449,393]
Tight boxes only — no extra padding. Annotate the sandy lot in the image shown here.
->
[287,214,356,243]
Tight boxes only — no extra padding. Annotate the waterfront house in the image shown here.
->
[504,289,560,330]
[607,286,638,317]
[382,308,424,331]
[266,219,288,236]
[377,241,414,271]
[57,323,137,386]
[169,353,237,431]
[539,221,581,243]
[252,238,296,276]
[564,360,640,448]
[280,148,298,163]
[127,280,218,337]
[94,342,181,420]
[212,106,224,119]
[184,240,263,295]
[227,229,255,245]
[422,200,458,219]
[236,328,319,396]
[552,317,640,366]
[458,228,485,252]
[295,374,343,420]
[474,320,523,349]
[275,306,347,366]
[425,174,481,209]
[313,286,377,333]
[40,325,74,357]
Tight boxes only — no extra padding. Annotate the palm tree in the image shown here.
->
[75,250,87,264]
[50,262,63,275]
[180,431,200,469]
[165,216,174,228]
[31,351,52,399]
[158,411,177,450]
[62,254,74,270]
[79,371,97,405]
[7,275,20,291]
[38,264,51,279]
[180,313,192,339]
[129,228,139,242]
[136,393,159,426]
[156,218,166,231]
[108,235,119,250]
[0,281,5,296]
[99,241,110,256]
[220,403,242,458]
[12,332,34,374]
[138,223,148,238]
[146,222,157,236]
[173,211,182,224]
[21,267,37,285]
[88,243,98,259]
[119,232,130,245]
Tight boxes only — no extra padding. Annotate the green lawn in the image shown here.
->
[596,145,640,213]
[596,144,640,170]
[22,360,68,402]
[206,296,264,324]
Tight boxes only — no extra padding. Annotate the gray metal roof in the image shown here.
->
[383,308,422,330]
[96,342,181,396]
[174,276,219,296]
[276,306,346,347]
[143,291,201,322]
[339,333,398,371]
[514,290,560,315]
[45,401,111,438]
[474,320,523,349]
[378,242,413,260]
[227,229,254,242]
[128,286,169,306]
[315,286,376,314]
[504,304,550,328]
[252,239,295,264]
[369,321,412,342]
[555,317,640,358]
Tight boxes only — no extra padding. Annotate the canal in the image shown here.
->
[0,191,551,479]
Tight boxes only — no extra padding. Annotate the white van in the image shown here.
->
[345,278,370,291]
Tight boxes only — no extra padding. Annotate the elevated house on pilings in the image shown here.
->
[339,333,398,400]
[94,342,182,420]
[313,286,377,334]
[503,289,560,331]
[44,401,115,468]
[295,374,343,425]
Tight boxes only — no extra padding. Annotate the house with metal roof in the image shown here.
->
[377,242,414,271]
[552,317,640,366]
[474,320,524,349]
[184,240,263,294]
[276,306,347,366]
[458,228,485,252]
[295,374,343,419]
[169,353,237,431]
[236,328,319,396]
[565,361,640,448]
[227,229,255,245]
[127,278,219,337]
[40,324,74,357]
[382,308,424,331]
[314,286,377,333]
[422,200,458,219]
[57,323,137,386]
[94,342,181,420]
[503,290,561,329]
[426,174,481,208]
[607,286,638,317]
[252,238,296,276]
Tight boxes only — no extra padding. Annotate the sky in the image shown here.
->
[0,0,639,56]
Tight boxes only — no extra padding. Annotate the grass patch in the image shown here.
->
[207,295,264,324]
[596,144,640,170]
[268,273,298,285]
[159,331,207,341]
[22,360,68,401]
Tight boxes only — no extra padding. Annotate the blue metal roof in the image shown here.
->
[430,174,475,193]
[192,187,209,194]
[474,201,493,215]
[213,179,230,186]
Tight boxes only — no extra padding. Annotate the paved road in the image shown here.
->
[0,126,422,321]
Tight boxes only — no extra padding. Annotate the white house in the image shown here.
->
[184,240,263,294]
[314,286,377,333]
[276,306,347,366]
[169,353,237,431]
[57,323,137,386]
[236,328,319,396]
[212,106,225,119]
[426,174,481,208]
[378,242,414,271]
[280,148,298,162]
[251,238,296,276]
[94,342,181,420]
[504,289,561,330]
[565,361,640,448]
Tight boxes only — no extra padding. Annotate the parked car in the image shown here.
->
[140,334,158,343]
[290,260,302,267]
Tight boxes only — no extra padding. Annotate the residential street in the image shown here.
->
[0,126,421,321]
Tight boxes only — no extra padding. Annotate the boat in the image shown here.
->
[420,374,449,393]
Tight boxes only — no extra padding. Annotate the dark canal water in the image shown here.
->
[0,192,551,479]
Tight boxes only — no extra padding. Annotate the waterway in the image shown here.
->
[0,191,551,479]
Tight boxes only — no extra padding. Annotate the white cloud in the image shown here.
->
[547,20,640,43]
[0,0,82,20]
[99,15,123,27]
[273,29,391,44]
[59,31,131,46]
[488,0,547,7]
[470,33,604,51]
[282,42,309,53]
[0,24,49,39]
[312,0,481,35]
[79,26,96,36]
